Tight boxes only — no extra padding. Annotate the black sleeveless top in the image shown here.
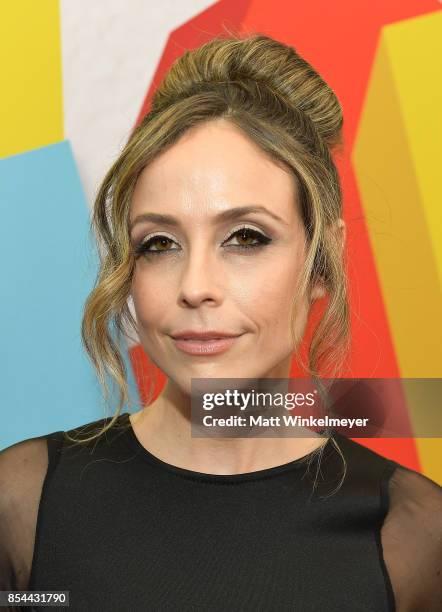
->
[0,413,441,611]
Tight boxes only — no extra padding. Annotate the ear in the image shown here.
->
[310,280,327,301]
[309,218,346,303]
[336,218,346,253]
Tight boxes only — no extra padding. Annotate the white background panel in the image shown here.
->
[61,0,216,207]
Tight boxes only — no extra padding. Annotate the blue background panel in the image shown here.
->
[0,140,136,449]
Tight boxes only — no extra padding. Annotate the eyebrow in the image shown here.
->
[129,205,288,233]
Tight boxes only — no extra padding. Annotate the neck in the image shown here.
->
[129,373,329,476]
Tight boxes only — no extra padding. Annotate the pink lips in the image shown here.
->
[170,331,243,356]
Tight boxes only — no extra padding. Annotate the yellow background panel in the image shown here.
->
[0,1,63,157]
[353,14,442,483]
[385,11,442,287]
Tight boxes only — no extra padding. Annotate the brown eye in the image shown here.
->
[149,237,174,251]
[223,227,272,250]
[236,230,255,246]
[134,235,179,258]
[134,227,272,260]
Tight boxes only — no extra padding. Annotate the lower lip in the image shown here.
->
[171,336,242,355]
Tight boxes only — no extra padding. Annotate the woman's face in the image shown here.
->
[129,118,322,396]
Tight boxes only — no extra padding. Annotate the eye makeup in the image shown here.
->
[133,225,273,260]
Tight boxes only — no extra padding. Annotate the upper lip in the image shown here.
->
[170,330,243,340]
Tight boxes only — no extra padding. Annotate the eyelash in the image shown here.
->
[133,226,272,259]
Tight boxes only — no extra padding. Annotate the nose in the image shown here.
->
[177,243,223,308]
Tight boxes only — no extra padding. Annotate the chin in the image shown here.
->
[172,362,270,393]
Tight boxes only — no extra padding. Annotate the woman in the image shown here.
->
[1,34,440,611]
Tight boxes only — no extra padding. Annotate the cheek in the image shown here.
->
[130,264,170,328]
[232,253,303,326]
[263,275,299,338]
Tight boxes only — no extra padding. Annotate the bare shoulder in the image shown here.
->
[0,436,51,590]
[388,464,442,513]
[0,436,49,506]
[382,464,442,611]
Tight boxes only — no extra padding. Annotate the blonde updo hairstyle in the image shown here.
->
[69,34,350,491]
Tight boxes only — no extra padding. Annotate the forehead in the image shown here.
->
[130,118,299,223]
